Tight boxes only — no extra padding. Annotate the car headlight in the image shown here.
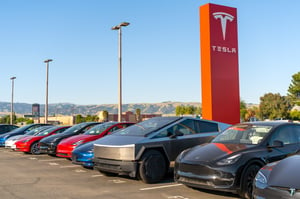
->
[254,171,268,189]
[216,154,241,166]
[72,140,84,146]
[22,138,32,143]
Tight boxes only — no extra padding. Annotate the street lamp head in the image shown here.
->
[44,59,53,63]
[120,22,130,27]
[111,22,130,30]
[10,77,16,80]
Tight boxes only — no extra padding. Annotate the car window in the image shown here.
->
[196,120,218,133]
[213,124,272,145]
[114,117,181,137]
[154,119,196,138]
[270,125,300,145]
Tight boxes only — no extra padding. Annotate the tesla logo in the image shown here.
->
[213,12,234,40]
[289,188,296,196]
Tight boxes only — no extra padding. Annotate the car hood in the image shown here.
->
[266,154,300,189]
[59,134,93,144]
[40,133,73,143]
[181,142,252,163]
[73,141,95,154]
[93,134,145,146]
[7,135,26,141]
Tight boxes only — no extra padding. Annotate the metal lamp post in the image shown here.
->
[10,77,16,125]
[44,59,53,124]
[112,22,130,122]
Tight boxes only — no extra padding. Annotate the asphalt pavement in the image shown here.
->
[0,148,239,199]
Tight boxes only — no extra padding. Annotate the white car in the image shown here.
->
[5,126,53,149]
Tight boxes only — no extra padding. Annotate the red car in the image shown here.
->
[56,122,134,158]
[15,126,70,155]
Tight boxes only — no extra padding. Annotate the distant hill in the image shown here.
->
[0,101,201,116]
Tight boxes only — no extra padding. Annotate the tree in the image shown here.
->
[75,114,84,124]
[102,110,109,122]
[135,108,142,122]
[289,110,300,120]
[259,93,291,120]
[240,100,247,122]
[288,71,300,105]
[175,105,185,116]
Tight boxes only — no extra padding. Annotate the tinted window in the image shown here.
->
[270,125,300,145]
[114,117,181,137]
[196,121,218,133]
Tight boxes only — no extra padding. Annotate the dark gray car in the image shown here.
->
[93,116,230,183]
[253,152,300,199]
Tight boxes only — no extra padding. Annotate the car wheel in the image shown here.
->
[30,142,40,155]
[138,150,167,184]
[240,164,261,199]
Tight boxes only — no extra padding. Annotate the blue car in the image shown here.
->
[0,124,51,146]
[71,141,95,168]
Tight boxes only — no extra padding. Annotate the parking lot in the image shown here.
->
[0,148,239,199]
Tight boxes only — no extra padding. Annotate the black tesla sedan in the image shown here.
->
[253,152,300,199]
[174,121,300,199]
[39,122,100,155]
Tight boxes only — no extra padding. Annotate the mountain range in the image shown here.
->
[0,101,201,116]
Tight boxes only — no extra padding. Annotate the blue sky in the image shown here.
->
[0,0,299,105]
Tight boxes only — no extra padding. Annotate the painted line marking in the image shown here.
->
[29,157,37,160]
[91,174,103,178]
[140,184,183,191]
[108,179,126,184]
[39,159,67,162]
[168,196,189,199]
[49,162,59,166]
[60,165,79,168]
[74,169,87,173]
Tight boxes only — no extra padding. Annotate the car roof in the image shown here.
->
[242,121,296,127]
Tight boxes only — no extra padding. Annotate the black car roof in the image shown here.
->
[242,121,297,127]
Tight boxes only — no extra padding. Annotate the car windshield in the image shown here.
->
[35,126,60,136]
[62,123,90,135]
[113,117,181,137]
[212,124,273,145]
[84,122,117,135]
[25,126,51,136]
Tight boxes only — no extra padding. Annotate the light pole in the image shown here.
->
[44,59,53,124]
[112,22,130,122]
[10,77,16,125]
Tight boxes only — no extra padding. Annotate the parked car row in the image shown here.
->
[1,118,300,199]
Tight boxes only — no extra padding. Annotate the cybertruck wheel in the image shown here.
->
[138,150,167,184]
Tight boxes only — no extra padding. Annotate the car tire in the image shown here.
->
[138,150,167,184]
[240,164,261,199]
[30,142,40,155]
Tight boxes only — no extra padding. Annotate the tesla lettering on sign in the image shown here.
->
[200,3,240,124]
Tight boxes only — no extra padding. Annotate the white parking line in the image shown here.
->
[39,159,67,162]
[140,184,183,191]
[49,162,59,166]
[91,174,103,177]
[109,179,126,184]
[60,165,79,168]
[74,169,87,173]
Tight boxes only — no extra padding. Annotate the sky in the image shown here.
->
[0,0,299,105]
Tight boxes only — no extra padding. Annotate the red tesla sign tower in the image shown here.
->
[200,3,240,124]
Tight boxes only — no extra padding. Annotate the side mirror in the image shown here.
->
[270,140,284,148]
